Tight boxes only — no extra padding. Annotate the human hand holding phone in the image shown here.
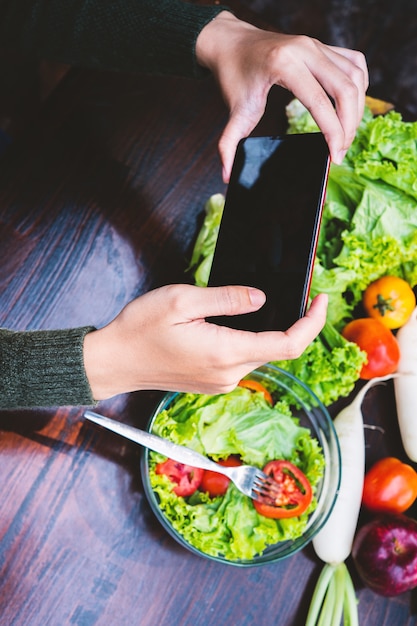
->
[83,284,327,400]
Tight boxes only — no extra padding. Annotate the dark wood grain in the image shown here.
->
[1,5,417,625]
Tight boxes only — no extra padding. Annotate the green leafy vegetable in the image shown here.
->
[149,386,325,561]
[273,322,367,407]
[314,163,417,329]
[188,193,224,287]
[289,100,417,331]
[286,98,323,135]
[348,109,417,200]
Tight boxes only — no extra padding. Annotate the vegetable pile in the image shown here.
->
[148,381,325,561]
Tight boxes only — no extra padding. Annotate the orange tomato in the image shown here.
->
[363,276,416,329]
[342,318,400,379]
[362,457,417,514]
[238,379,273,404]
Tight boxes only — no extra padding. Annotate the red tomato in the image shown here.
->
[252,460,313,519]
[342,318,400,379]
[155,459,204,497]
[362,457,417,514]
[238,379,273,405]
[200,456,242,497]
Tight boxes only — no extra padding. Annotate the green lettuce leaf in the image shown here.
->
[273,322,366,406]
[347,110,417,200]
[188,193,224,287]
[285,99,321,135]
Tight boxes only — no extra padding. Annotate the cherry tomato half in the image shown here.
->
[238,379,273,405]
[342,318,400,379]
[363,276,416,330]
[155,459,204,497]
[362,457,417,514]
[253,460,313,519]
[200,456,242,497]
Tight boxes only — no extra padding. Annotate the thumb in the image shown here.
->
[189,285,266,320]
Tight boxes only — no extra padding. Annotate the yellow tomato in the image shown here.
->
[363,276,416,329]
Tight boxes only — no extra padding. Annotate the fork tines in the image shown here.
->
[252,473,283,502]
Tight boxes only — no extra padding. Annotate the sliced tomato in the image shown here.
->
[155,459,204,497]
[200,456,242,497]
[238,379,273,405]
[253,460,313,519]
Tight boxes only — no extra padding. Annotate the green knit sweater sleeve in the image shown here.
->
[0,327,96,409]
[0,0,231,78]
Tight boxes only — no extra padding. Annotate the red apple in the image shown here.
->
[352,514,417,596]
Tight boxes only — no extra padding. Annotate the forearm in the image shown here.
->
[0,326,95,409]
[0,0,230,78]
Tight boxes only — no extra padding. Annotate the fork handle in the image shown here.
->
[84,410,222,472]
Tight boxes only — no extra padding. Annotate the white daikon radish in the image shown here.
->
[394,306,417,462]
[313,375,394,565]
[306,375,394,626]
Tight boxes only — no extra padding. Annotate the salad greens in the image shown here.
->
[149,386,325,561]
[189,100,417,405]
[188,193,225,288]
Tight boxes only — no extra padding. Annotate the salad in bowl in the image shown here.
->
[141,364,340,566]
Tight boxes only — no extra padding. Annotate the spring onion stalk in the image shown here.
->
[305,563,358,626]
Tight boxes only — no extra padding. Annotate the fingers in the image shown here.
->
[267,35,368,164]
[231,292,328,363]
[216,29,368,176]
[277,293,328,358]
[218,115,250,184]
[218,104,265,183]
[199,287,327,364]
[176,284,267,320]
[177,287,327,392]
[180,286,327,359]
[304,43,368,162]
[158,285,326,365]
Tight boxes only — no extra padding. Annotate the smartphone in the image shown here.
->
[207,132,330,331]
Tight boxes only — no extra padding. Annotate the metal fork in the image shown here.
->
[84,410,280,504]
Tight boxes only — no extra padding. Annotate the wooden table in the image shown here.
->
[1,37,417,626]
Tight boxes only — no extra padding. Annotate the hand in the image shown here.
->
[83,284,327,400]
[196,12,369,181]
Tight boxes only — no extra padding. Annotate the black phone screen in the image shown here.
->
[208,133,330,331]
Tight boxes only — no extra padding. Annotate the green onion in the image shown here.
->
[305,563,358,626]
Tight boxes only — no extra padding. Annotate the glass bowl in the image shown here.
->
[140,364,340,566]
